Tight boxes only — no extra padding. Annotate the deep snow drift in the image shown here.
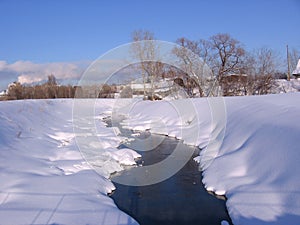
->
[1,93,300,225]
[0,99,139,225]
[120,93,300,225]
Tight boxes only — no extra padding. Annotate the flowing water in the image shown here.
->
[108,126,232,225]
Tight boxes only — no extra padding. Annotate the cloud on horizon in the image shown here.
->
[0,59,145,91]
[0,60,90,90]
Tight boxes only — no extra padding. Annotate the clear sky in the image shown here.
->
[0,0,299,90]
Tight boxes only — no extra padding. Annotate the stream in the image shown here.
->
[107,118,233,225]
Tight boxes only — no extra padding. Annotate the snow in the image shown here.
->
[119,93,300,225]
[273,79,300,93]
[0,99,139,225]
[1,93,300,225]
[0,89,7,96]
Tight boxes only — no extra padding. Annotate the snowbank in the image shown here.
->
[1,93,300,225]
[273,79,300,93]
[121,93,300,225]
[0,99,139,225]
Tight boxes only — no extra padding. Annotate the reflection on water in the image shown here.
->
[110,134,232,225]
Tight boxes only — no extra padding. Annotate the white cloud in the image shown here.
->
[0,59,137,91]
[0,60,89,87]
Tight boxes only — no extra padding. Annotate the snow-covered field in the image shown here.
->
[1,93,300,225]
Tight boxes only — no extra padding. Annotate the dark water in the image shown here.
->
[110,132,233,225]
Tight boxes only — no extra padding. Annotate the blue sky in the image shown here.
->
[0,0,299,89]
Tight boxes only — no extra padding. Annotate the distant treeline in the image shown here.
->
[0,71,290,101]
[1,75,74,100]
[0,75,119,101]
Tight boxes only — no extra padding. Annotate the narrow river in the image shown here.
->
[109,127,233,225]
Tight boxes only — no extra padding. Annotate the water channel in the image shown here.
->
[106,118,233,225]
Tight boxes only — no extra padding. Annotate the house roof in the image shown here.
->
[292,59,300,75]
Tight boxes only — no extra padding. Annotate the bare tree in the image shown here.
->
[238,52,257,95]
[131,30,162,100]
[245,47,280,95]
[45,74,58,98]
[209,33,245,80]
[98,84,116,98]
[213,45,278,96]
[289,47,300,76]
[7,82,23,100]
[173,37,217,97]
[173,37,203,97]
[46,74,57,86]
[254,47,280,76]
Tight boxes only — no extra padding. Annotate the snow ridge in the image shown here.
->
[0,99,139,225]
[122,93,300,225]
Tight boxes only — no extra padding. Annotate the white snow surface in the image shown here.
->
[120,93,300,225]
[1,93,300,225]
[0,99,139,225]
[273,79,300,93]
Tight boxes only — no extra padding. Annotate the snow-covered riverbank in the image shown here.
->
[1,93,300,225]
[0,99,139,225]
[121,93,300,225]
